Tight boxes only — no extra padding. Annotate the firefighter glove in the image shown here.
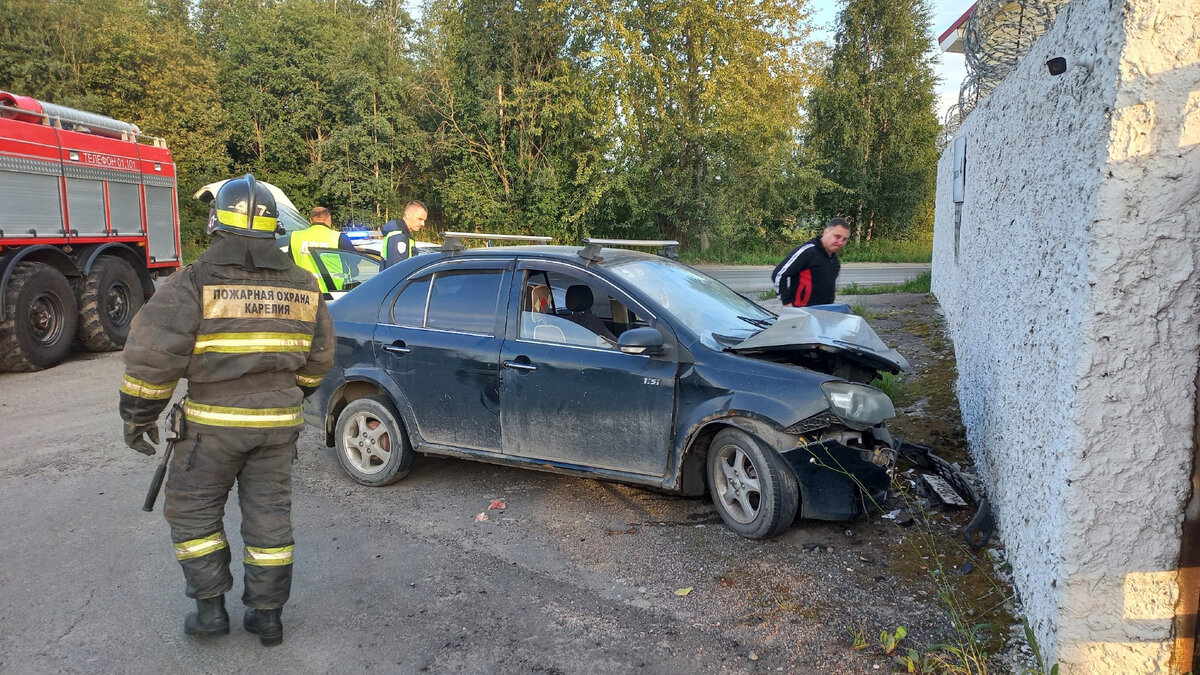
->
[124,421,161,456]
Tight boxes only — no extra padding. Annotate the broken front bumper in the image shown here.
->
[779,437,895,522]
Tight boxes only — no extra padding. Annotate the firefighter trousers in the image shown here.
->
[164,425,299,609]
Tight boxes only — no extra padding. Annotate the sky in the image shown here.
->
[808,0,975,120]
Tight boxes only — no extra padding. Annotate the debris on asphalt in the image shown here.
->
[922,474,967,507]
[474,512,490,522]
[488,499,507,510]
[675,587,693,596]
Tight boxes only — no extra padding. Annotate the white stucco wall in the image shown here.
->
[932,0,1200,671]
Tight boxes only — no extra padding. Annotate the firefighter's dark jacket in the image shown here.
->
[120,233,335,429]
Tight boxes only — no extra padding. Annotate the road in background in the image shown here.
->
[699,263,931,296]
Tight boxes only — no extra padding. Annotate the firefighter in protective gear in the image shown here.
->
[288,206,356,293]
[120,174,334,646]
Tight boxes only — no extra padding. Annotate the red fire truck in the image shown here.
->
[0,91,181,372]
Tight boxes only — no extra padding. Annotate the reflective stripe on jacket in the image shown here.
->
[383,229,413,263]
[119,234,335,428]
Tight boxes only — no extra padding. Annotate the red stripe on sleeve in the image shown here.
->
[796,269,812,307]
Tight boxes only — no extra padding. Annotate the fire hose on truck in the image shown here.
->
[0,91,181,372]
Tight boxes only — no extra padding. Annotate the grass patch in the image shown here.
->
[842,271,931,295]
[871,371,908,404]
[887,314,972,467]
[758,288,778,301]
[839,239,932,264]
[682,238,932,265]
[879,485,1014,674]
[849,302,888,321]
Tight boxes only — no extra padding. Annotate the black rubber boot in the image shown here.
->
[243,608,283,646]
[184,596,230,638]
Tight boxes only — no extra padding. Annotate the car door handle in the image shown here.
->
[503,360,537,372]
[384,343,412,355]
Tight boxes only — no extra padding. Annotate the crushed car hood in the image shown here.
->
[727,307,910,374]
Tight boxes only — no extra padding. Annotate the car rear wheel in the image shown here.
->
[707,428,799,539]
[334,395,413,486]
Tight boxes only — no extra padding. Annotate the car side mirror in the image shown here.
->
[617,327,665,356]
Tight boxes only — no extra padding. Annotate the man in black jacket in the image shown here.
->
[771,218,851,307]
[381,200,428,268]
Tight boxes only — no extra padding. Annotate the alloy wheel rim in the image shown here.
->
[714,443,762,524]
[342,411,392,474]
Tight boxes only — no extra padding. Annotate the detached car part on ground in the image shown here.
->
[305,235,911,539]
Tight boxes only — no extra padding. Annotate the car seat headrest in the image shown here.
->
[565,285,593,312]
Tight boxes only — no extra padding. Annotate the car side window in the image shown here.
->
[312,250,379,291]
[391,276,431,327]
[518,270,634,349]
[426,270,503,335]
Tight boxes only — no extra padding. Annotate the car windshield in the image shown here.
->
[607,258,775,348]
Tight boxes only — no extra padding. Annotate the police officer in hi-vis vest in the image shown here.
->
[120,174,335,646]
[288,206,356,292]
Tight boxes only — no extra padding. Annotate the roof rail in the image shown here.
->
[439,231,553,255]
[577,238,680,263]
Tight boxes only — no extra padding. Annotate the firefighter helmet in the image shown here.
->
[212,174,278,238]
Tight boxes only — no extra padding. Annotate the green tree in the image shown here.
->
[323,0,429,224]
[585,0,817,248]
[418,0,613,241]
[805,0,940,241]
[202,0,426,225]
[0,0,230,245]
[205,0,340,203]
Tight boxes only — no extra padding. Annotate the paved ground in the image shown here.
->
[0,284,1024,674]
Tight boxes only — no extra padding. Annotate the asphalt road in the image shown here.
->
[0,265,942,674]
[0,352,923,674]
[698,263,931,296]
[0,354,729,674]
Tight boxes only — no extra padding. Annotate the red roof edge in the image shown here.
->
[938,3,977,44]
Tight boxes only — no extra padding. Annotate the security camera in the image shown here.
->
[1046,57,1067,76]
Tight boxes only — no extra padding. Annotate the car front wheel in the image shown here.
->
[334,395,414,486]
[707,428,799,539]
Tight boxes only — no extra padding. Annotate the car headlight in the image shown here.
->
[820,381,895,430]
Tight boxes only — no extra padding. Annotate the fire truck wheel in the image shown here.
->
[75,256,143,351]
[0,262,80,372]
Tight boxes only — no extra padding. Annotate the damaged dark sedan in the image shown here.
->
[304,236,910,539]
